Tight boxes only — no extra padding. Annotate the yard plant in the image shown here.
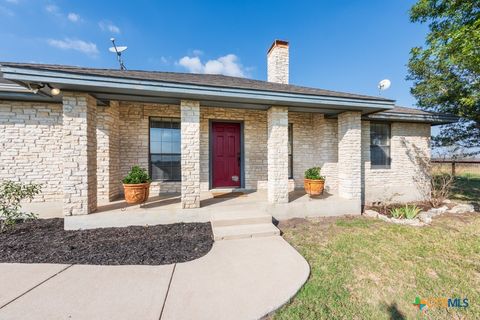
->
[390,204,422,219]
[0,180,41,232]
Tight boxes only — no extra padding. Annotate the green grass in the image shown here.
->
[274,214,480,319]
[451,173,480,209]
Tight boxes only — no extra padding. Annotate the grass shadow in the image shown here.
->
[382,302,406,320]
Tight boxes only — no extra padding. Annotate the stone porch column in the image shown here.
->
[338,111,362,200]
[97,100,120,201]
[267,106,289,204]
[181,100,200,208]
[62,93,97,216]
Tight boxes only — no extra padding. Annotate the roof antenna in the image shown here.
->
[377,79,391,95]
[109,38,127,70]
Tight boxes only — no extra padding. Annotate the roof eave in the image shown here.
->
[0,65,395,113]
[363,112,459,125]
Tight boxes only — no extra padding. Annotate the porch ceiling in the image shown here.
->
[0,63,395,116]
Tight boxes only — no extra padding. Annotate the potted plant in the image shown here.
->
[304,167,325,196]
[122,166,151,204]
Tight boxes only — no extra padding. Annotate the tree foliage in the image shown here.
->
[407,0,480,152]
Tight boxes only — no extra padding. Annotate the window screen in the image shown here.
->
[370,122,391,168]
[288,123,293,178]
[149,117,181,181]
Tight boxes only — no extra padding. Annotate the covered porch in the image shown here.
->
[61,95,365,218]
[0,62,396,227]
[64,189,359,232]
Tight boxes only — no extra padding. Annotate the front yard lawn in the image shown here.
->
[451,173,480,210]
[275,213,480,319]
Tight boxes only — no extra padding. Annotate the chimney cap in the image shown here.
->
[267,39,289,55]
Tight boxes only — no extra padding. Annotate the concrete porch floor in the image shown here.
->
[64,189,360,230]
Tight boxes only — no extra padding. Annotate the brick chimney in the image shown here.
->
[267,40,289,84]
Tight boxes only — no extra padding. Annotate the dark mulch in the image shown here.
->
[0,219,214,265]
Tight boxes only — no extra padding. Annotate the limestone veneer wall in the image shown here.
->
[0,101,63,202]
[0,98,433,206]
[118,102,181,195]
[362,121,431,203]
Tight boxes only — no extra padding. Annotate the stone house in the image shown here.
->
[0,40,456,224]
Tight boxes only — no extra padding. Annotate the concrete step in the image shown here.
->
[211,212,272,227]
[213,223,280,241]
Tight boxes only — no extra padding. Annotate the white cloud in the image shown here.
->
[99,20,120,34]
[67,12,80,22]
[47,38,99,56]
[45,4,59,14]
[177,53,246,77]
[178,56,203,73]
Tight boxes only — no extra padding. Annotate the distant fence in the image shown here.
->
[432,159,480,176]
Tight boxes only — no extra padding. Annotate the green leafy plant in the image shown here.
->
[390,204,422,220]
[304,167,325,180]
[122,166,151,184]
[0,181,41,232]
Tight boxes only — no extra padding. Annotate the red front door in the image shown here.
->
[212,122,241,188]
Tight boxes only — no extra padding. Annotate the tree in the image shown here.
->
[407,0,480,154]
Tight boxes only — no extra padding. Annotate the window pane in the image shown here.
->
[288,155,293,179]
[150,128,162,142]
[161,142,172,154]
[149,117,181,181]
[288,124,293,178]
[150,141,162,154]
[161,128,173,141]
[370,123,391,167]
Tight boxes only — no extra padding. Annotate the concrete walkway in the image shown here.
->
[0,236,309,320]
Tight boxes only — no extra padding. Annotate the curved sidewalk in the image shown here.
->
[0,236,309,320]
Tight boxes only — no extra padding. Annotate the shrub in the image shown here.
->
[389,204,422,219]
[304,167,325,180]
[0,181,41,232]
[122,166,151,184]
[430,173,455,207]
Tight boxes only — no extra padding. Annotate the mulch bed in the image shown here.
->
[0,219,213,265]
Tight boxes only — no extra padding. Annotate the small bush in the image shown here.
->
[430,173,455,207]
[389,204,421,219]
[305,167,325,180]
[0,181,41,232]
[122,166,151,184]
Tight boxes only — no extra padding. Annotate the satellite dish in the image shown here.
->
[109,46,127,53]
[378,79,391,91]
[109,38,127,70]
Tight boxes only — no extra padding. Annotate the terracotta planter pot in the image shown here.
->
[304,179,325,196]
[123,182,151,205]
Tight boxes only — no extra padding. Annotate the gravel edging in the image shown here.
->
[0,219,214,265]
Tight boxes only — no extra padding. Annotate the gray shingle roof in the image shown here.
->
[0,62,393,102]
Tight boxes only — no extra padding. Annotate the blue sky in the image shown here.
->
[0,0,427,107]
